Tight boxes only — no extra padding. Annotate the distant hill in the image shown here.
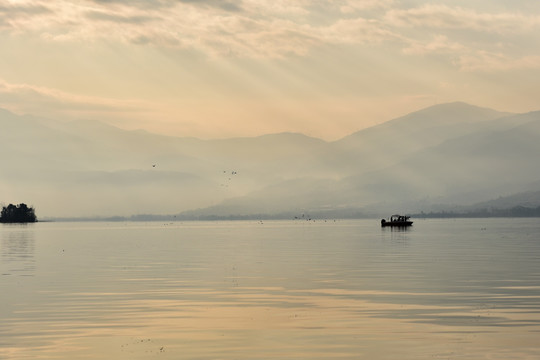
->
[476,190,540,209]
[2,103,540,219]
[185,104,540,218]
[332,102,510,174]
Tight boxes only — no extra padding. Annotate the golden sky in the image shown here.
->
[1,0,540,140]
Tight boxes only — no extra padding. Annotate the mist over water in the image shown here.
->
[1,219,540,359]
[3,103,540,219]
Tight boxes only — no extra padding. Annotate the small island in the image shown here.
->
[0,203,37,223]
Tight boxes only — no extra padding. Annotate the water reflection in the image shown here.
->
[380,224,412,246]
[0,225,35,276]
[381,225,412,232]
[4,284,540,359]
[1,220,540,360]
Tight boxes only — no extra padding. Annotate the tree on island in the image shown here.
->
[0,203,37,223]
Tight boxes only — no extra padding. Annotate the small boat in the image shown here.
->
[381,214,413,227]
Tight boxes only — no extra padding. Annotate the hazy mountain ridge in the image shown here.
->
[177,105,540,218]
[472,189,540,209]
[1,103,539,218]
[330,102,512,175]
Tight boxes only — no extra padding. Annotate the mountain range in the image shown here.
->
[1,102,539,219]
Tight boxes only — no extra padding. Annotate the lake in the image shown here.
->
[1,219,540,359]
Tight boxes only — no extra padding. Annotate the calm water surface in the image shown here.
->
[1,219,540,359]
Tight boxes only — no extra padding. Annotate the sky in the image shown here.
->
[1,0,540,140]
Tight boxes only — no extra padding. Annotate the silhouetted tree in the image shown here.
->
[0,203,37,223]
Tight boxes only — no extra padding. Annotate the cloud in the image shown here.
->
[337,0,395,14]
[1,0,539,65]
[385,4,540,34]
[384,4,540,71]
[456,52,540,72]
[177,0,243,12]
[0,0,397,58]
[0,78,150,117]
[87,0,243,12]
[0,1,53,30]
[322,17,398,45]
[402,35,464,56]
[85,10,157,24]
[0,2,51,15]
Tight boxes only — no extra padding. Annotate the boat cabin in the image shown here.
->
[381,214,413,227]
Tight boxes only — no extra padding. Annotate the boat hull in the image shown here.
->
[381,221,413,227]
